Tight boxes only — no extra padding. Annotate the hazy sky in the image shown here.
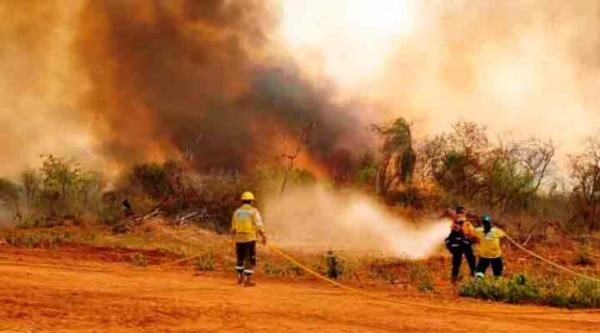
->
[278,1,600,157]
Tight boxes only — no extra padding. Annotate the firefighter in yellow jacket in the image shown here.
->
[231,191,266,287]
[473,214,506,278]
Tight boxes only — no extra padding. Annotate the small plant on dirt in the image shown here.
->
[131,253,148,267]
[573,243,595,266]
[193,252,217,271]
[407,262,434,293]
[263,261,303,277]
[363,257,402,284]
[4,230,73,249]
[325,250,341,279]
[99,205,122,227]
[15,216,38,229]
[111,221,132,234]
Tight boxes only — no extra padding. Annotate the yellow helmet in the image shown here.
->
[241,191,255,201]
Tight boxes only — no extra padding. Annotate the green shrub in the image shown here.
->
[5,230,73,248]
[99,192,122,226]
[460,274,538,303]
[15,216,37,229]
[131,253,148,267]
[506,274,541,302]
[363,257,402,284]
[169,169,262,234]
[128,163,172,200]
[111,221,132,234]
[15,215,63,229]
[17,155,104,221]
[354,153,378,187]
[263,261,303,277]
[360,256,433,291]
[407,262,434,293]
[543,288,571,308]
[193,252,217,271]
[460,273,600,308]
[569,279,600,308]
[325,250,341,279]
[573,243,595,266]
[0,178,21,216]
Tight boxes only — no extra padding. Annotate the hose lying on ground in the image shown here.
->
[505,235,600,283]
[266,244,600,315]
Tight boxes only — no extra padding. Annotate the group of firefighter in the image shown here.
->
[230,192,506,287]
[444,206,506,283]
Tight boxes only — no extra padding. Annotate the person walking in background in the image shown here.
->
[473,214,506,278]
[231,191,267,287]
[445,206,476,282]
[122,199,133,218]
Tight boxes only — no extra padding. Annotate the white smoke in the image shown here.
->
[264,185,449,258]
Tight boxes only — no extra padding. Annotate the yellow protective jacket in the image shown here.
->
[231,204,264,243]
[473,227,506,258]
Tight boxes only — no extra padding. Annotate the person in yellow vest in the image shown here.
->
[231,191,266,287]
[473,214,506,278]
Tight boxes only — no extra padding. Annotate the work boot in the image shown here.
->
[237,273,243,285]
[451,275,459,285]
[243,275,255,287]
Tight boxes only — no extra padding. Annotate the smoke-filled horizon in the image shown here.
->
[282,1,600,157]
[0,0,373,177]
[1,1,600,176]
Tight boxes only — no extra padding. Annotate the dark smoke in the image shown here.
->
[75,0,369,173]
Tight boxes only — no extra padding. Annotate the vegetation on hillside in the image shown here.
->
[0,117,598,236]
[460,274,600,308]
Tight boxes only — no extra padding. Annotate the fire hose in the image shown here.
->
[265,244,600,315]
[504,235,600,283]
[151,240,597,315]
[149,223,600,314]
[154,220,600,283]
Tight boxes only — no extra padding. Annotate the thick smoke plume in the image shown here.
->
[0,0,370,176]
[264,185,449,258]
[370,0,600,154]
[0,0,94,175]
[75,0,368,173]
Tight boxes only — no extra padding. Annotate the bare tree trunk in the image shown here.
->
[375,158,389,197]
[281,154,297,194]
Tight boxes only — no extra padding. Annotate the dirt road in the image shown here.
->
[0,248,598,332]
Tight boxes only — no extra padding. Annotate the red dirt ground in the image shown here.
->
[0,245,599,332]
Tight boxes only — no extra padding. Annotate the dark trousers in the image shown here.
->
[451,246,476,281]
[236,241,256,276]
[476,257,503,277]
